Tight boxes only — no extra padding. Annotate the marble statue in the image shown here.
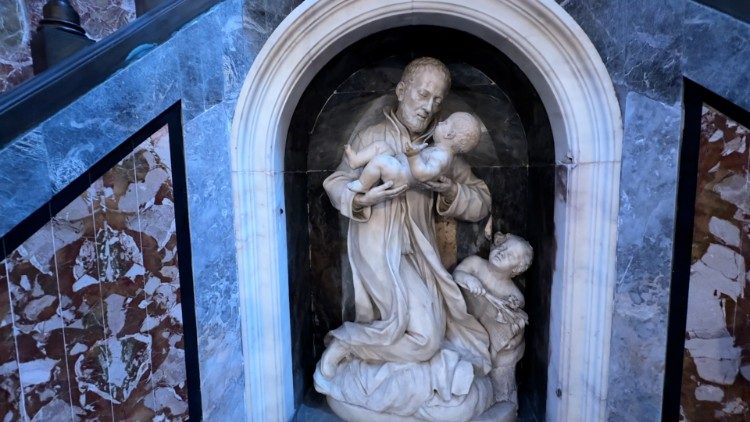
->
[344,111,482,194]
[314,57,531,422]
[453,232,532,410]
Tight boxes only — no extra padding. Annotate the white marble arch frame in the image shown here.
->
[230,0,623,420]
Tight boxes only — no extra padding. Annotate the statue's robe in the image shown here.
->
[316,109,494,420]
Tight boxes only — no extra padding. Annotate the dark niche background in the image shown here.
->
[284,26,555,421]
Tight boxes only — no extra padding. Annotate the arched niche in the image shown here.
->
[230,1,623,420]
[285,25,555,421]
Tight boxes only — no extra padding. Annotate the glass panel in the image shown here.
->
[0,0,177,94]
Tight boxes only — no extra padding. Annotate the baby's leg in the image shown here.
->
[344,141,391,169]
[347,154,402,193]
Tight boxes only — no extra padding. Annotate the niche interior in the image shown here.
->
[284,26,555,420]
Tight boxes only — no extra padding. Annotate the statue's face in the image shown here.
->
[434,115,455,143]
[396,67,449,135]
[489,241,522,274]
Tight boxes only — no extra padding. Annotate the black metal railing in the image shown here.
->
[0,0,220,148]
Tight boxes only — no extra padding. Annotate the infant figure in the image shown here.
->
[345,111,482,193]
[453,232,533,406]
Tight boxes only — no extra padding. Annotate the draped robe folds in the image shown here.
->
[315,109,494,420]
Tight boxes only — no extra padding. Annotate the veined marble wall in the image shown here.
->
[0,0,303,419]
[556,1,750,419]
[680,106,750,420]
[0,0,136,93]
[0,0,748,419]
[0,126,188,420]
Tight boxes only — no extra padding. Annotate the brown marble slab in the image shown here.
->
[93,153,156,420]
[53,185,114,420]
[681,105,750,420]
[6,223,75,420]
[134,127,189,420]
[0,257,24,421]
[0,124,189,419]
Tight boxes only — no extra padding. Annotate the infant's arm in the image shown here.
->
[453,255,487,295]
[344,140,392,169]
[407,147,451,182]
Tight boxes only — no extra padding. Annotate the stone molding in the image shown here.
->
[230,0,623,420]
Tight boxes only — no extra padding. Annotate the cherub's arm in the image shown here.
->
[453,256,486,296]
[344,140,391,169]
[406,146,451,182]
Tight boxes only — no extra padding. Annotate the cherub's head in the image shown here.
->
[434,112,482,154]
[489,232,533,278]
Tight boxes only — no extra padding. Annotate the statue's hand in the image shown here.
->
[404,141,427,157]
[353,181,407,208]
[460,274,486,297]
[455,270,486,296]
[422,176,458,203]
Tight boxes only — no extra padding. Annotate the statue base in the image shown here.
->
[328,397,421,422]
[472,401,517,422]
[327,396,517,422]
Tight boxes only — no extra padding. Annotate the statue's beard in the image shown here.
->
[400,113,432,135]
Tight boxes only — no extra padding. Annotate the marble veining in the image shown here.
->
[0,0,33,93]
[554,1,750,419]
[607,91,680,419]
[0,255,24,421]
[1,2,249,418]
[557,0,684,105]
[0,129,52,237]
[680,105,750,420]
[0,0,748,419]
[683,1,750,112]
[182,103,244,418]
[0,126,188,420]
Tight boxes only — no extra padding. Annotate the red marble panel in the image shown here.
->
[133,127,189,420]
[0,257,23,421]
[93,152,156,420]
[0,124,189,418]
[681,105,750,419]
[5,223,75,420]
[52,187,114,420]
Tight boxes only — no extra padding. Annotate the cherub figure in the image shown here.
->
[344,111,482,193]
[453,232,533,407]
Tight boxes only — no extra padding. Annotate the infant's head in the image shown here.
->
[434,112,482,153]
[489,232,533,278]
